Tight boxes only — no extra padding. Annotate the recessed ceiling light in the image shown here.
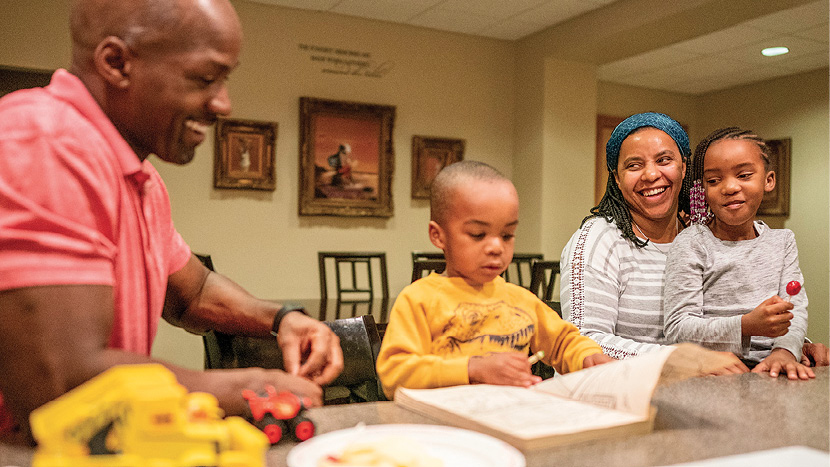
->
[761,47,789,57]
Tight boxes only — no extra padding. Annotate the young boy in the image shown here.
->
[663,127,814,380]
[376,161,612,399]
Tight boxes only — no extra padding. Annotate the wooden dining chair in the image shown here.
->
[203,315,386,404]
[411,259,447,283]
[318,252,389,302]
[194,253,215,272]
[503,253,544,289]
[529,260,560,302]
[411,250,445,261]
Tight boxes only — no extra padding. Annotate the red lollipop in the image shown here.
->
[786,280,801,300]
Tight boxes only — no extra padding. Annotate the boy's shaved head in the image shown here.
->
[430,161,510,225]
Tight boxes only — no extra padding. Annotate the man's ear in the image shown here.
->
[428,221,445,250]
[764,170,776,193]
[94,36,133,89]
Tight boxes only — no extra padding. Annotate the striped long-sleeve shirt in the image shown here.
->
[561,217,670,359]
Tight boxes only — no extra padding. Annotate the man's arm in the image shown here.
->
[0,259,339,443]
[162,255,343,383]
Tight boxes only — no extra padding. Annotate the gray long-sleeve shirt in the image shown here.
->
[663,222,807,362]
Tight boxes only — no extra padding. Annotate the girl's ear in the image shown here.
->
[428,221,445,250]
[764,170,776,193]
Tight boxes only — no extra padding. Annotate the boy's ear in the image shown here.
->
[428,220,446,250]
[764,170,776,193]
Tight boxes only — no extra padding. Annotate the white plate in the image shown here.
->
[287,424,526,467]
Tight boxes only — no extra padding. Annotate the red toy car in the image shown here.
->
[242,386,315,444]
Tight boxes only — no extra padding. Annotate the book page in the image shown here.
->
[531,346,676,417]
[396,384,646,440]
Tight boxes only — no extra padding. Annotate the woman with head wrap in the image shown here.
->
[560,113,829,369]
[560,113,746,369]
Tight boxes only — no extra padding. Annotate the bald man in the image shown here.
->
[0,0,342,444]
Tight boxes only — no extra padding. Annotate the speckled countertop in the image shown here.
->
[1,368,826,467]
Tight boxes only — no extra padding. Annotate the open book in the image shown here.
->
[394,343,735,451]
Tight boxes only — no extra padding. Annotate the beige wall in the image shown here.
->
[1,1,826,366]
[157,1,516,304]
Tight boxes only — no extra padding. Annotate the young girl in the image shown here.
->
[662,127,814,380]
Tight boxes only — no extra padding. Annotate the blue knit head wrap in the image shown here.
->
[605,112,691,172]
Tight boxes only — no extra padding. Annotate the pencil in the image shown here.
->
[528,350,544,365]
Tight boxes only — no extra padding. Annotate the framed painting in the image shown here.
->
[214,118,277,191]
[411,136,465,199]
[299,97,395,217]
[758,138,791,216]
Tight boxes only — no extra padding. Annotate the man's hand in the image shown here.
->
[707,352,750,375]
[801,342,830,367]
[753,348,815,380]
[468,352,542,387]
[741,296,793,338]
[582,353,615,368]
[277,313,343,385]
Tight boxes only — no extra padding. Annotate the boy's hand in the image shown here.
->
[468,352,542,387]
[582,353,615,368]
[741,296,793,338]
[753,348,815,380]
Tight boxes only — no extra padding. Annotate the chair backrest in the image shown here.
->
[325,315,382,390]
[202,315,384,402]
[503,253,544,288]
[195,253,215,272]
[411,259,447,283]
[544,300,562,318]
[530,260,560,302]
[411,251,445,261]
[318,252,389,301]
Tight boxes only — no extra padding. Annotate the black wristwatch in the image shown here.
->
[270,303,308,336]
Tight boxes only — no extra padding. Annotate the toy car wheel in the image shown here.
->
[259,414,286,444]
[290,416,315,441]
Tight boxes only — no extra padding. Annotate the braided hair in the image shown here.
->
[584,113,692,248]
[684,127,771,224]
[687,127,771,186]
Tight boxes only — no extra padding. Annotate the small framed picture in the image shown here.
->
[214,118,277,191]
[758,138,791,216]
[299,97,395,217]
[411,136,465,199]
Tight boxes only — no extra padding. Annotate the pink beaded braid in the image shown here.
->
[689,180,712,225]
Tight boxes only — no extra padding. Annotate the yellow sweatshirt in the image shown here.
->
[376,273,602,399]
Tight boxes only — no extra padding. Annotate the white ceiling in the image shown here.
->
[248,0,829,95]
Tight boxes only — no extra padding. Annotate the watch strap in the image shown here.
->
[271,303,308,336]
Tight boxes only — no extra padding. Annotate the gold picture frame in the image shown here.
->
[214,118,276,191]
[758,138,791,216]
[299,97,395,217]
[411,136,465,199]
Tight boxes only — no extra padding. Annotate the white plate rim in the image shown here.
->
[286,423,526,467]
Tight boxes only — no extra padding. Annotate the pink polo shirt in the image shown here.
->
[0,70,192,432]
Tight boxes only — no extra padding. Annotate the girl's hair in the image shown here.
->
[684,127,770,225]
[687,127,771,185]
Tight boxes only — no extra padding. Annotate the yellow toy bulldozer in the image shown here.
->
[30,364,268,467]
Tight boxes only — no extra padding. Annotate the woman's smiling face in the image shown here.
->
[614,127,687,227]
